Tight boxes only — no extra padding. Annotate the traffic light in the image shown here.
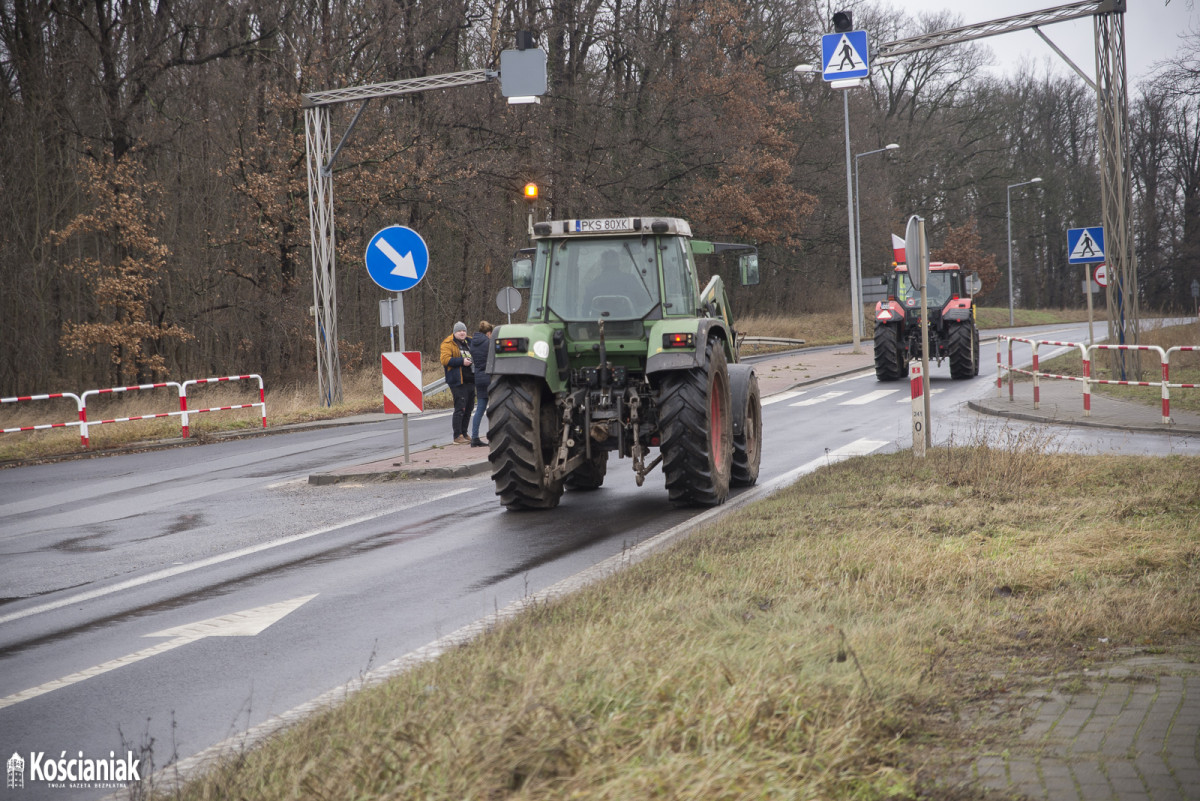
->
[523,182,539,203]
[832,11,853,32]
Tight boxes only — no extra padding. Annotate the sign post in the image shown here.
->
[366,225,431,463]
[821,28,871,354]
[904,215,931,451]
[1068,226,1106,349]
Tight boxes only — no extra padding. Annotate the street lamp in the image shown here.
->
[1006,177,1043,326]
[794,62,869,352]
[854,143,900,335]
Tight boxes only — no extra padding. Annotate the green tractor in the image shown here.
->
[485,216,762,510]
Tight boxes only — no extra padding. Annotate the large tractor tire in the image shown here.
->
[565,451,607,490]
[873,323,906,381]
[487,376,564,510]
[658,338,733,507]
[731,370,761,488]
[948,323,980,380]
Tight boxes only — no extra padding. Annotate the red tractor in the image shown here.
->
[872,261,981,381]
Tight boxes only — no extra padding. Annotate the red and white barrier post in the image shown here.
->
[910,362,926,457]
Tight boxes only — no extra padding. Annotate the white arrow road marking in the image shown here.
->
[839,389,900,405]
[789,391,849,407]
[0,595,317,710]
[374,238,417,279]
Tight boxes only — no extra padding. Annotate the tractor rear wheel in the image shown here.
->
[658,339,732,507]
[487,376,564,509]
[731,371,761,487]
[874,323,906,381]
[948,323,979,380]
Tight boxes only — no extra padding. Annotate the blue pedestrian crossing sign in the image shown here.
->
[365,225,430,292]
[1067,226,1105,264]
[822,30,870,81]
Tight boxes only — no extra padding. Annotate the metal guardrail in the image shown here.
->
[422,377,447,397]
[741,336,807,347]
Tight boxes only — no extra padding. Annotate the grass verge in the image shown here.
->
[161,435,1200,800]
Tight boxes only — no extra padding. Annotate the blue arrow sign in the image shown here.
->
[1067,226,1105,264]
[365,226,430,292]
[822,30,870,81]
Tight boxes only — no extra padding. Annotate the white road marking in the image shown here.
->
[762,438,889,492]
[761,389,807,406]
[896,388,945,402]
[0,488,473,626]
[839,389,900,405]
[0,595,317,710]
[789,391,849,407]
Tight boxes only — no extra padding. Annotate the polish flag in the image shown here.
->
[891,234,906,264]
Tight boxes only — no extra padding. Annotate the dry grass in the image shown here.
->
[162,435,1200,801]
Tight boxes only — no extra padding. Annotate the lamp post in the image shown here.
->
[794,62,868,352]
[854,143,899,336]
[1006,177,1042,326]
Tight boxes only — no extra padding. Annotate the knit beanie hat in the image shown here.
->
[453,321,467,333]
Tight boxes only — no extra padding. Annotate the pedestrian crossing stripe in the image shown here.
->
[824,34,867,75]
[1067,226,1105,264]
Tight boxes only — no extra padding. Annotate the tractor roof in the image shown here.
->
[532,217,692,239]
[893,262,960,273]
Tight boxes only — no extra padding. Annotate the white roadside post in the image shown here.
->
[910,361,925,458]
[904,214,931,453]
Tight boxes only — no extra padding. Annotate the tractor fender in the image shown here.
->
[728,363,756,437]
[646,319,731,375]
[941,300,974,323]
[874,300,906,324]
[487,322,559,390]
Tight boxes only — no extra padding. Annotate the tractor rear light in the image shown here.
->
[650,435,660,446]
[495,337,528,353]
[663,332,694,349]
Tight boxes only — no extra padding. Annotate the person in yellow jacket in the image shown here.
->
[440,321,476,443]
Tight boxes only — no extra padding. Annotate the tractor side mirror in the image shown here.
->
[964,272,982,295]
[739,253,760,286]
[512,250,534,289]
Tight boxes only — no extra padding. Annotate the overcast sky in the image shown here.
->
[889,0,1198,86]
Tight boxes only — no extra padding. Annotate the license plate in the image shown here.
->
[572,218,634,233]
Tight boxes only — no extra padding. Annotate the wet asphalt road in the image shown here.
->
[1,322,1194,800]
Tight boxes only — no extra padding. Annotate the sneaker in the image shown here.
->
[454,435,469,444]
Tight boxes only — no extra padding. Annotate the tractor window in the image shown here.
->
[546,236,660,322]
[660,238,694,315]
[895,271,953,308]
[527,244,551,321]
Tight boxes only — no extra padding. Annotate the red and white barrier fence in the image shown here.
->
[1,374,265,448]
[997,337,1200,424]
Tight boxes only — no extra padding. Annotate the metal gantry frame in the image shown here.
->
[878,0,1138,372]
[302,69,495,406]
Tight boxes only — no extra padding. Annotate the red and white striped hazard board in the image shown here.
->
[382,351,423,414]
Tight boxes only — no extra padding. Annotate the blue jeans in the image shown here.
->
[470,384,488,439]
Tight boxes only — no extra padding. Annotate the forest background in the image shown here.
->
[3,0,1199,397]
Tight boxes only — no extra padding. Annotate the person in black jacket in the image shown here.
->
[467,321,494,447]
